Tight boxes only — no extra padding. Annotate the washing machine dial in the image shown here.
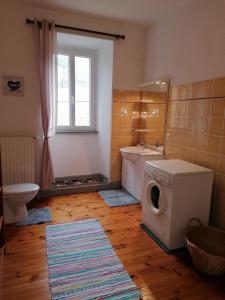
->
[160,176,170,185]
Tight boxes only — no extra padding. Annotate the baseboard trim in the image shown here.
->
[40,180,121,199]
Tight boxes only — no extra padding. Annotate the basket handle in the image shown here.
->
[188,217,202,227]
[186,217,202,234]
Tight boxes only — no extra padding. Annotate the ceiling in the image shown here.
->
[11,0,189,25]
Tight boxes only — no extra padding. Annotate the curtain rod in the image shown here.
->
[26,18,125,40]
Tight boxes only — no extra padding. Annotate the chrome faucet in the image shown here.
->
[139,143,150,149]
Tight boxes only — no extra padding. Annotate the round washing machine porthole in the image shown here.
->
[146,180,166,215]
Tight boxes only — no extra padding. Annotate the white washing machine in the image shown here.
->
[141,159,214,252]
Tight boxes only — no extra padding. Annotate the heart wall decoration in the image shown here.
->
[2,75,24,96]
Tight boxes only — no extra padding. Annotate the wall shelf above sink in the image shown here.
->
[140,99,154,103]
[135,129,153,132]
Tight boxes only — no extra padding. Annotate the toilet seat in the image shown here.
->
[3,183,39,195]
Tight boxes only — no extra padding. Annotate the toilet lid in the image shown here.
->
[3,183,40,194]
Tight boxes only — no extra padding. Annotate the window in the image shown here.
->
[56,49,95,132]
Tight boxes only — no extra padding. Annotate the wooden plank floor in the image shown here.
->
[1,192,225,300]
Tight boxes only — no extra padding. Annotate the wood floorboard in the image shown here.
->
[1,192,225,300]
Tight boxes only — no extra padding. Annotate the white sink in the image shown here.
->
[120,145,164,201]
[120,146,161,161]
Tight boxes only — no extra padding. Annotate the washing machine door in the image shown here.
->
[145,180,166,215]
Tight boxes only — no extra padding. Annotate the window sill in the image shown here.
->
[56,130,98,134]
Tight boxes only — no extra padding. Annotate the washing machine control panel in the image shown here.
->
[145,166,171,185]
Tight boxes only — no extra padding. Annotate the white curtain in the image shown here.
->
[34,19,56,190]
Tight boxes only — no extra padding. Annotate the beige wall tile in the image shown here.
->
[196,99,211,116]
[164,143,175,158]
[192,150,205,166]
[189,80,213,99]
[168,145,193,161]
[176,117,186,130]
[111,169,122,181]
[141,91,167,103]
[111,147,121,158]
[218,155,225,175]
[170,84,190,101]
[112,114,122,125]
[193,134,208,151]
[111,136,122,146]
[222,126,225,137]
[165,77,225,230]
[168,102,177,116]
[184,117,195,132]
[186,100,196,116]
[165,130,175,144]
[195,117,209,134]
[175,132,194,148]
[206,135,221,154]
[176,101,186,116]
[213,77,225,98]
[208,117,223,136]
[112,102,122,114]
[215,174,225,195]
[113,89,141,103]
[178,84,190,100]
[202,153,219,170]
[219,138,225,155]
[170,86,179,101]
[111,124,121,137]
[211,98,225,117]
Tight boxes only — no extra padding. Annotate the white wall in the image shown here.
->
[50,134,101,177]
[96,42,114,179]
[145,0,225,85]
[0,1,146,179]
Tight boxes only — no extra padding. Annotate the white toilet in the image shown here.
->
[3,183,40,224]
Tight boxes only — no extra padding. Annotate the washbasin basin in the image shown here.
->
[120,146,160,155]
[120,146,162,162]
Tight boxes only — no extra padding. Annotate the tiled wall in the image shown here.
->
[140,91,167,146]
[165,77,225,230]
[110,89,167,181]
[111,90,141,181]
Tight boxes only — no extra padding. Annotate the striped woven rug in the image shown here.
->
[46,219,141,300]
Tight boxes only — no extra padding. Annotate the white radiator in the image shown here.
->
[0,137,37,185]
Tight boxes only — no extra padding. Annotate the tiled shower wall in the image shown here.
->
[165,77,225,230]
[110,89,167,181]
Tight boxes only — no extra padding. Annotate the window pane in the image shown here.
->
[75,57,90,102]
[57,103,70,126]
[75,56,91,126]
[57,54,70,126]
[75,102,90,126]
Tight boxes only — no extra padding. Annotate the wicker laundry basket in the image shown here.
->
[186,218,225,276]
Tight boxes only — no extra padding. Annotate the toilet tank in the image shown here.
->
[120,146,164,202]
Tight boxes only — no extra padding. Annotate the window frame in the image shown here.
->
[56,46,97,133]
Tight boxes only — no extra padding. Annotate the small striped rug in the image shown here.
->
[99,189,139,207]
[46,219,141,300]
